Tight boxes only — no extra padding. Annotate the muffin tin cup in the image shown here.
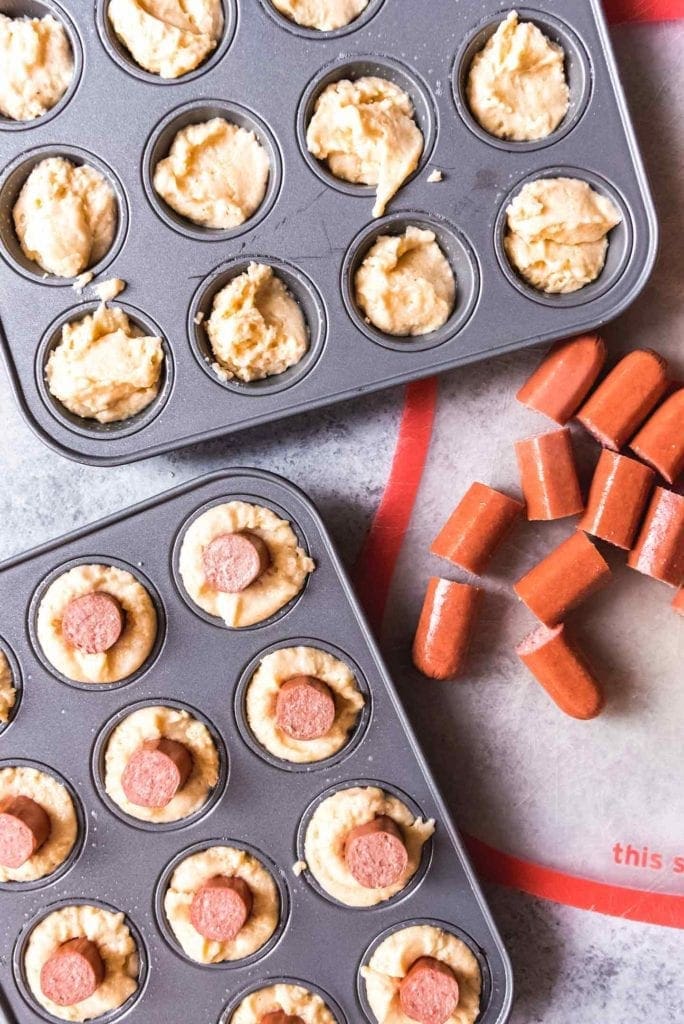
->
[12,897,148,1024]
[91,697,229,834]
[233,636,372,773]
[452,6,593,152]
[154,837,290,969]
[0,468,513,1022]
[0,633,22,735]
[356,917,494,1024]
[0,0,84,133]
[0,757,86,892]
[0,0,657,464]
[35,300,174,439]
[188,256,327,396]
[27,555,167,692]
[96,0,238,86]
[494,165,634,308]
[219,975,348,1024]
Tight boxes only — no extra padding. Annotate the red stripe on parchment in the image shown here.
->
[604,0,684,22]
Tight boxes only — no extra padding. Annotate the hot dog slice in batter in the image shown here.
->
[413,578,481,679]
[627,487,684,587]
[344,815,409,889]
[261,1014,305,1024]
[275,675,336,740]
[190,875,253,941]
[0,795,51,869]
[516,623,604,719]
[576,349,668,450]
[516,333,606,424]
[399,956,461,1024]
[629,388,684,484]
[580,450,654,549]
[202,531,271,592]
[40,938,105,1007]
[515,428,583,520]
[430,483,523,574]
[61,592,124,654]
[121,738,193,808]
[514,531,611,626]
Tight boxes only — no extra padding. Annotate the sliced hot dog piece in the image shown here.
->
[202,531,270,592]
[344,814,408,889]
[576,349,668,451]
[627,487,684,587]
[579,450,654,549]
[121,737,192,808]
[673,589,684,616]
[40,938,105,1007]
[413,578,481,680]
[0,795,51,869]
[190,875,253,941]
[629,388,684,485]
[431,483,523,575]
[260,1013,305,1024]
[516,623,604,720]
[516,333,606,424]
[514,532,611,626]
[515,428,583,520]
[399,956,461,1024]
[61,592,124,655]
[275,675,336,740]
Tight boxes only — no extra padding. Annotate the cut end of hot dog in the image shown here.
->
[189,875,253,941]
[260,1012,305,1024]
[121,737,193,808]
[516,622,604,720]
[61,592,124,655]
[0,795,51,869]
[275,675,336,740]
[40,938,105,1007]
[516,333,606,425]
[202,531,270,593]
[399,956,460,1024]
[344,814,408,889]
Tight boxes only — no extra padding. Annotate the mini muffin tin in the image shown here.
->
[0,0,657,465]
[0,468,513,1022]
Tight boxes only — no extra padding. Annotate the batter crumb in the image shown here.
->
[427,169,443,183]
[93,277,126,302]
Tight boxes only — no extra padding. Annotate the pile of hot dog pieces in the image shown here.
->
[412,334,684,719]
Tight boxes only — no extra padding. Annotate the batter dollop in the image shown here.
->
[271,0,369,31]
[467,11,569,142]
[0,13,73,122]
[207,262,308,382]
[0,650,16,724]
[355,226,456,336]
[504,177,622,293]
[13,157,117,279]
[306,76,423,217]
[107,0,223,78]
[153,117,270,229]
[231,983,337,1024]
[46,304,164,424]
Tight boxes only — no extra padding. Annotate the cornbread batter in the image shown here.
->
[13,157,117,279]
[231,983,337,1024]
[104,705,219,823]
[303,785,434,907]
[0,766,78,884]
[164,845,279,963]
[36,563,157,684]
[361,924,481,1024]
[179,500,315,627]
[271,0,369,31]
[306,76,423,217]
[46,304,164,423]
[207,262,308,382]
[24,904,138,1023]
[0,13,73,121]
[505,177,622,293]
[467,11,569,141]
[153,117,270,229]
[107,0,223,78]
[0,650,16,724]
[246,645,365,762]
[355,226,456,336]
